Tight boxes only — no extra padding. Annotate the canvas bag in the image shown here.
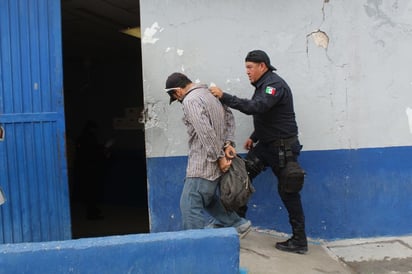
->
[220,155,255,212]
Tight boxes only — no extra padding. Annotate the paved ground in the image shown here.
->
[240,229,412,274]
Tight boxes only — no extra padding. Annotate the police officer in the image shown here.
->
[210,50,307,254]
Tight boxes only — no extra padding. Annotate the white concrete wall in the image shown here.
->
[140,0,412,239]
[140,0,412,157]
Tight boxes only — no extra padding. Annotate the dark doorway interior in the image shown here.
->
[61,0,149,238]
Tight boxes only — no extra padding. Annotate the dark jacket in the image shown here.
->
[221,70,298,143]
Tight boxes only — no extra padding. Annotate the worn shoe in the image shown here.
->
[235,220,252,238]
[275,238,308,254]
[205,223,224,229]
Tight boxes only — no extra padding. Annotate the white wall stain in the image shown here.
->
[406,107,412,134]
[164,47,183,55]
[142,22,162,44]
[225,78,241,84]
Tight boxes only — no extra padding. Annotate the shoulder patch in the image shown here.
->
[265,86,276,95]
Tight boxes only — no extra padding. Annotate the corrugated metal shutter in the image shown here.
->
[0,0,71,243]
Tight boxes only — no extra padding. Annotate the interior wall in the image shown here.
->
[61,0,148,237]
[63,57,144,149]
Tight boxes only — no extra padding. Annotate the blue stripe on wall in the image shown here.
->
[147,146,412,240]
[147,156,186,232]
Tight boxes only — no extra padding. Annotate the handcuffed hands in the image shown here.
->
[218,156,232,173]
[224,145,236,159]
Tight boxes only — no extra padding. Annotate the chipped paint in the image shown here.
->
[406,107,412,134]
[142,22,162,44]
[310,30,329,49]
[141,100,166,130]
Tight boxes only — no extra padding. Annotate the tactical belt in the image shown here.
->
[270,136,298,147]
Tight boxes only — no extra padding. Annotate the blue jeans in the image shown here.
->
[180,177,246,230]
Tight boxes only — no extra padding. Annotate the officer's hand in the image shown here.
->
[224,145,236,159]
[218,156,232,173]
[244,138,254,150]
[209,86,223,99]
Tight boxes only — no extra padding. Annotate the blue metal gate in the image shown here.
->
[0,0,71,243]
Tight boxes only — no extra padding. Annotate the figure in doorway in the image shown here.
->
[75,120,106,220]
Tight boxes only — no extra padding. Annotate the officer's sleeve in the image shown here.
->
[249,131,258,143]
[221,84,285,115]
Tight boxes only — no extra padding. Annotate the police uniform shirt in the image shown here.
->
[220,70,298,144]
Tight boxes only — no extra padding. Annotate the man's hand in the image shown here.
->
[218,156,232,173]
[209,86,223,99]
[244,138,254,150]
[224,145,236,159]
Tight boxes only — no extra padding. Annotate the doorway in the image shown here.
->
[60,0,149,238]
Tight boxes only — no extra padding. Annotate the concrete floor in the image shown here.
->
[70,202,412,274]
[240,229,352,274]
[327,236,412,274]
[240,229,412,274]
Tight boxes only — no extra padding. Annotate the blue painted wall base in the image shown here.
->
[0,228,240,274]
[147,146,412,240]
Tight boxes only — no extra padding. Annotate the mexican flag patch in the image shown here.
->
[265,86,276,95]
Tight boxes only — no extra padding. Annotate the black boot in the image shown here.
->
[276,218,308,254]
[275,236,308,254]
